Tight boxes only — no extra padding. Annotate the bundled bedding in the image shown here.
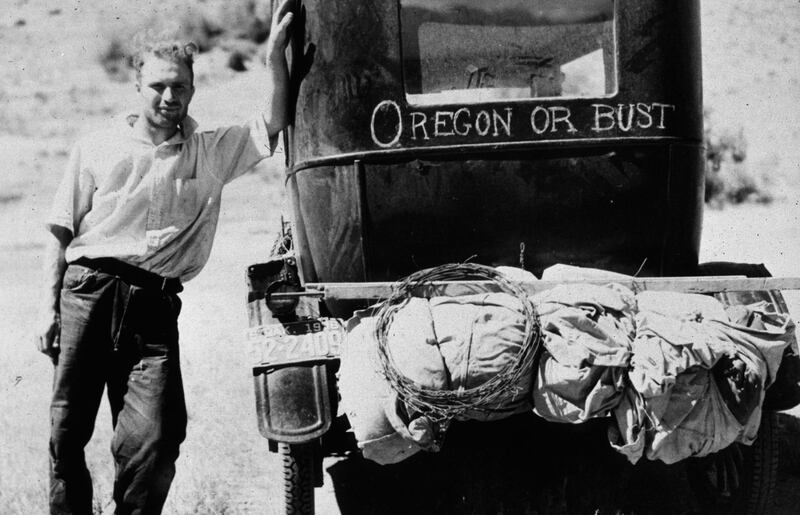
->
[337,265,796,465]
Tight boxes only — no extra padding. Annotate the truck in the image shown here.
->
[245,1,800,512]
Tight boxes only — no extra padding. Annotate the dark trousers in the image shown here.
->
[50,263,187,515]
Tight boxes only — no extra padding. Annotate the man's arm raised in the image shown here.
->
[264,0,294,138]
[35,226,71,363]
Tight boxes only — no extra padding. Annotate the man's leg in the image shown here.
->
[50,266,113,514]
[110,289,187,515]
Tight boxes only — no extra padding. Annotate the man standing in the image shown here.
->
[34,1,294,513]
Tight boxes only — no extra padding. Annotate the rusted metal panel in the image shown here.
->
[292,143,704,288]
[288,0,702,164]
[282,0,705,317]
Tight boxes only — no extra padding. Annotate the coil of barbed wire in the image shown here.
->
[374,262,541,423]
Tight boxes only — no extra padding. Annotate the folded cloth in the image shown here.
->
[610,367,745,465]
[628,309,792,400]
[496,266,538,283]
[345,290,536,463]
[384,391,437,449]
[610,303,795,464]
[636,291,729,322]
[627,312,737,399]
[385,297,449,390]
[608,389,646,463]
[534,283,637,317]
[359,432,422,466]
[339,314,423,464]
[534,353,627,423]
[531,284,635,423]
[540,264,633,282]
[710,311,795,389]
[430,292,533,421]
[729,302,800,411]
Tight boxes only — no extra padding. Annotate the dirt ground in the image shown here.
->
[1,0,799,513]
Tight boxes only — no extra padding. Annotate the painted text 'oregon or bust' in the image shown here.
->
[370,101,677,148]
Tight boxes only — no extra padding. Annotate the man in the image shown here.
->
[34,1,294,513]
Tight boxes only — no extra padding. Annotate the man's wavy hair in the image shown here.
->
[132,39,198,83]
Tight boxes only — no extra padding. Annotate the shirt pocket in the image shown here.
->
[170,178,200,227]
[146,176,205,249]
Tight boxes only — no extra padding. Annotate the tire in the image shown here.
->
[686,411,779,515]
[777,412,800,474]
[280,443,315,515]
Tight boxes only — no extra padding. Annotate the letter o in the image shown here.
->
[475,110,491,136]
[530,106,550,135]
[370,100,402,148]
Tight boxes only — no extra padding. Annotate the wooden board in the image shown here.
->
[262,276,800,301]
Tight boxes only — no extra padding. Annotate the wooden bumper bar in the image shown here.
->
[263,276,800,301]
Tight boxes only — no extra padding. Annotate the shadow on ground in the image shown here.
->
[323,414,723,515]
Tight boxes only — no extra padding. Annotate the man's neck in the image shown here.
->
[132,116,180,146]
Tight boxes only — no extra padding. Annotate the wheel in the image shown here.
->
[686,411,779,515]
[777,412,800,474]
[280,443,316,514]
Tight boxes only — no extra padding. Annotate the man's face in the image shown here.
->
[136,56,195,130]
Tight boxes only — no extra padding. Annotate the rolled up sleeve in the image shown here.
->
[206,114,280,184]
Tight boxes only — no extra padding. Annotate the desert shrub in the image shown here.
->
[97,0,270,78]
[201,0,270,44]
[99,37,134,81]
[704,111,773,207]
[173,8,224,53]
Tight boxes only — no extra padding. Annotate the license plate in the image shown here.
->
[248,318,345,366]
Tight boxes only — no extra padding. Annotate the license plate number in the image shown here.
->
[248,318,344,366]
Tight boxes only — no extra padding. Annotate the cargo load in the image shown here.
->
[338,265,796,466]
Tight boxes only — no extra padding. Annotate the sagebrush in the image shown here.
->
[704,111,773,206]
[98,0,270,79]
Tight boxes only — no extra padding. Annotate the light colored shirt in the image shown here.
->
[47,113,277,281]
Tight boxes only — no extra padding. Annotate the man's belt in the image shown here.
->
[73,258,183,294]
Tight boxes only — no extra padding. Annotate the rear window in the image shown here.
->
[400,0,618,105]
